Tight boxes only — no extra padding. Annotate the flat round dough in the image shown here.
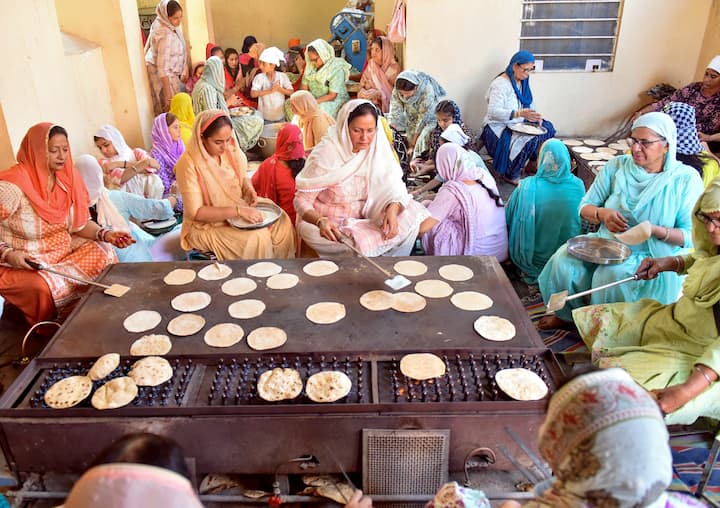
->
[171,291,211,312]
[198,263,232,280]
[597,152,615,160]
[580,153,604,161]
[391,292,426,313]
[306,302,346,324]
[608,141,629,151]
[306,371,352,403]
[495,368,549,401]
[128,356,173,386]
[303,260,339,277]
[167,313,205,336]
[87,353,120,381]
[222,277,257,296]
[247,327,288,351]
[562,139,582,146]
[583,139,605,146]
[393,260,428,277]
[415,279,454,298]
[438,264,474,282]
[596,147,617,154]
[266,273,299,290]
[614,220,652,245]
[228,299,266,319]
[450,291,493,311]
[257,368,302,401]
[359,290,394,311]
[91,377,138,410]
[474,315,516,342]
[130,334,172,356]
[247,261,282,278]
[588,160,606,167]
[44,376,92,409]
[400,353,446,380]
[123,310,162,333]
[163,268,196,286]
[571,146,593,154]
[204,323,245,348]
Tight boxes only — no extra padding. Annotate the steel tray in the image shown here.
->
[227,201,282,230]
[567,235,630,265]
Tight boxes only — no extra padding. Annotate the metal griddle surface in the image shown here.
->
[41,256,544,359]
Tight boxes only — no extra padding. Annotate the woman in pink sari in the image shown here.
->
[358,36,401,113]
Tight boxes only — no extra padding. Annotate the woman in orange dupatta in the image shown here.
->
[0,123,133,324]
[174,110,295,260]
[289,90,335,151]
[358,36,401,113]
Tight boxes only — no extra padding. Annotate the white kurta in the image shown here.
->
[483,75,535,161]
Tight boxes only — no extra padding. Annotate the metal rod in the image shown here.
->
[519,35,615,39]
[521,18,619,22]
[505,426,553,480]
[498,444,541,484]
[565,274,637,302]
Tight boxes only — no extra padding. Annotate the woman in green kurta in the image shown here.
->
[301,39,350,119]
[574,177,720,425]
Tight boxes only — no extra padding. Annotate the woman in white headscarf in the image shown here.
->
[294,99,431,257]
[144,0,188,114]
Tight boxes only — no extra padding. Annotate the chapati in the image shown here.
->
[359,290,394,311]
[583,139,605,146]
[580,153,604,161]
[316,483,355,504]
[596,147,618,154]
[512,123,545,135]
[393,260,428,277]
[221,277,258,296]
[123,310,162,333]
[450,291,493,311]
[415,279,454,298]
[130,334,172,356]
[400,353,446,380]
[614,220,652,245]
[266,273,299,290]
[474,315,516,341]
[306,371,352,403]
[609,141,629,151]
[571,146,593,154]
[247,261,282,277]
[204,323,245,348]
[438,264,474,282]
[495,368,549,401]
[247,327,287,351]
[228,299,266,319]
[44,375,92,409]
[171,291,211,312]
[597,152,615,160]
[562,139,582,146]
[91,377,138,410]
[588,160,606,166]
[163,268,196,286]
[167,313,205,336]
[303,260,339,277]
[128,356,173,386]
[87,353,120,381]
[198,263,232,280]
[257,368,303,401]
[391,292,426,313]
[306,302,346,324]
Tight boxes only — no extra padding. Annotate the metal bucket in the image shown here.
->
[256,122,287,159]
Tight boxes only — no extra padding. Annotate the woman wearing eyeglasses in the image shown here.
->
[480,51,556,186]
[570,179,720,425]
[538,112,703,330]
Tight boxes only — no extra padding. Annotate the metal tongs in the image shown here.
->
[545,270,647,314]
[498,427,552,486]
[338,234,411,291]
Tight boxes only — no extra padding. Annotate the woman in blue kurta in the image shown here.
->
[505,139,585,284]
[538,112,703,326]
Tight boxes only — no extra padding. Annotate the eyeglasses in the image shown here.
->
[695,211,720,228]
[519,66,535,73]
[626,137,666,148]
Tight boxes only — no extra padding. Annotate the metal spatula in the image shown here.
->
[546,271,646,314]
[338,236,411,291]
[27,260,130,297]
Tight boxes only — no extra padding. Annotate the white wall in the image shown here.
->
[405,0,713,137]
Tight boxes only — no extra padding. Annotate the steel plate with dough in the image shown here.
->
[141,217,178,236]
[508,122,547,136]
[229,106,255,117]
[227,202,283,230]
[567,235,631,265]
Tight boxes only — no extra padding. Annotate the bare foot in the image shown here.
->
[537,314,573,330]
[502,175,520,186]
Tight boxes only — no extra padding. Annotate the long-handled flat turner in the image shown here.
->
[27,260,130,297]
[546,271,646,314]
[338,235,411,290]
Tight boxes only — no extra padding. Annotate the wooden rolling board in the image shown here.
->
[40,256,545,359]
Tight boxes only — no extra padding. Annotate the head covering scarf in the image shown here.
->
[144,0,185,64]
[0,123,89,230]
[528,368,676,508]
[169,92,195,145]
[75,154,129,233]
[362,36,399,111]
[259,47,285,66]
[288,38,301,48]
[242,36,257,54]
[394,70,446,106]
[429,100,466,155]
[63,463,203,508]
[205,43,219,60]
[692,176,720,258]
[274,124,305,161]
[662,102,703,155]
[198,56,225,94]
[185,62,204,93]
[248,43,265,63]
[94,125,134,162]
[440,124,470,146]
[224,48,239,81]
[296,99,409,222]
[707,55,720,74]
[289,90,335,149]
[505,50,535,108]
[151,113,185,174]
[304,39,351,88]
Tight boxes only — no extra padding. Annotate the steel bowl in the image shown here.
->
[567,235,631,265]
[227,201,283,230]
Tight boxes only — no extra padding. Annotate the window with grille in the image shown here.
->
[520,0,623,72]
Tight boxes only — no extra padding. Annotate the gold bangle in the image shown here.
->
[662,227,671,242]
[695,365,714,386]
[315,216,327,227]
[594,207,601,223]
[236,205,241,217]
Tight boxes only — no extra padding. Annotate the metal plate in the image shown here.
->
[567,235,631,265]
[141,217,177,235]
[508,123,547,136]
[227,201,282,230]
[229,106,255,116]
